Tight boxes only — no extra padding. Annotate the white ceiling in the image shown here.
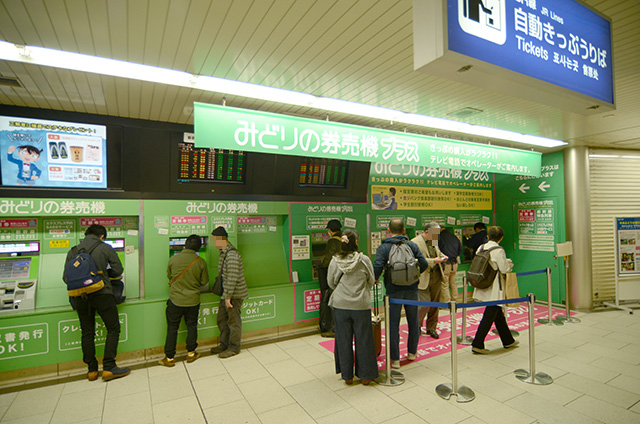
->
[0,0,639,153]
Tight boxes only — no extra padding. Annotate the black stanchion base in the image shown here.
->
[435,383,475,402]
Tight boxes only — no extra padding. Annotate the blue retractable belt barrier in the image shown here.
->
[389,296,529,309]
[516,269,547,277]
[388,298,448,308]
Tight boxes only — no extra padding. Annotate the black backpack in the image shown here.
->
[64,244,104,297]
[386,241,420,286]
[467,245,503,289]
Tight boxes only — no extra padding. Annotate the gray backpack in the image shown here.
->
[387,241,420,285]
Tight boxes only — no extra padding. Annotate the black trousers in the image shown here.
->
[317,266,334,332]
[472,305,516,349]
[70,294,120,372]
[164,299,200,358]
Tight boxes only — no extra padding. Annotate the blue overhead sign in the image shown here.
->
[447,0,613,104]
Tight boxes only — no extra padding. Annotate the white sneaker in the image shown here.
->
[391,360,400,369]
[407,353,416,361]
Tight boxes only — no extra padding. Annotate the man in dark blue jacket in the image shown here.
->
[64,224,130,382]
[373,219,428,369]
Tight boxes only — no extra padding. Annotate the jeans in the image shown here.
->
[333,308,379,381]
[164,299,200,358]
[388,288,419,360]
[472,306,516,349]
[217,298,243,352]
[70,294,120,372]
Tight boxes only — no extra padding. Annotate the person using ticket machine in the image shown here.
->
[64,224,130,382]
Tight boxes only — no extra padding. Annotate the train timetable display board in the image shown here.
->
[177,141,245,184]
[299,157,348,188]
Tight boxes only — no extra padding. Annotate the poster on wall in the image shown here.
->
[616,217,640,275]
[0,116,107,189]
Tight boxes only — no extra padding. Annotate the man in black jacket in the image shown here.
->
[64,224,130,382]
[317,219,343,337]
[465,222,488,258]
[438,227,463,302]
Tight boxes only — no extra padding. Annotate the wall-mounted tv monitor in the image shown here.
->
[177,140,245,184]
[0,115,107,189]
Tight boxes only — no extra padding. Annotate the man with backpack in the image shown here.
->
[412,222,448,339]
[63,224,129,382]
[373,219,428,369]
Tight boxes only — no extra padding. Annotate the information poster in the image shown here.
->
[291,235,310,260]
[517,199,556,252]
[616,217,640,275]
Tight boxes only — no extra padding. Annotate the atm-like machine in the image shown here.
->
[0,241,39,312]
[169,236,208,257]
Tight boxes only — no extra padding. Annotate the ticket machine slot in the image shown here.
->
[169,236,208,256]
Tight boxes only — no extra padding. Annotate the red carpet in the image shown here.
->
[319,304,576,369]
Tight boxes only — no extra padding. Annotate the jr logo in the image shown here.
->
[458,0,507,45]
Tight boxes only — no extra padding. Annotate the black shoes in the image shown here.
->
[427,329,439,339]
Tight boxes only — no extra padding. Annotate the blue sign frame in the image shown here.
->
[447,0,613,104]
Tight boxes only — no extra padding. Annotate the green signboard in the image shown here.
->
[194,103,541,176]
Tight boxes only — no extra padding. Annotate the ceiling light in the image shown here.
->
[0,41,567,148]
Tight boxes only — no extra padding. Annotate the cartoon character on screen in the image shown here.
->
[7,145,43,186]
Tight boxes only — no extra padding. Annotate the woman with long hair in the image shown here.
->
[328,229,378,385]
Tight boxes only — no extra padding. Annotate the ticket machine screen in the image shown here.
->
[0,241,40,256]
[104,239,125,250]
[0,257,36,312]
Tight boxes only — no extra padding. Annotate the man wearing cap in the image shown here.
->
[318,219,343,337]
[209,226,248,358]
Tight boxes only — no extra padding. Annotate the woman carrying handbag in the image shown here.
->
[328,229,378,385]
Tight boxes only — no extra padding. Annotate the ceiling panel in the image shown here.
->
[0,0,638,153]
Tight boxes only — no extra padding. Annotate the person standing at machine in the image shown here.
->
[63,224,129,381]
[411,222,448,339]
[210,226,248,358]
[464,222,488,258]
[159,235,209,367]
[438,226,463,302]
[318,219,343,337]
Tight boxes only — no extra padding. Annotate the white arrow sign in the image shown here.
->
[519,183,530,193]
[538,181,550,192]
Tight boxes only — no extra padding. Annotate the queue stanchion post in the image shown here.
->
[436,301,475,403]
[375,295,404,386]
[514,293,553,385]
[537,268,563,326]
[556,256,581,323]
[457,275,473,345]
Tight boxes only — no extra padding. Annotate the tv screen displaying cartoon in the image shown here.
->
[0,116,107,189]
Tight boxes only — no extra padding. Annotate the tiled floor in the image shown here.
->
[1,308,639,423]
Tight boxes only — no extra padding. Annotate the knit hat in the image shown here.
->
[326,219,342,232]
[211,226,228,237]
